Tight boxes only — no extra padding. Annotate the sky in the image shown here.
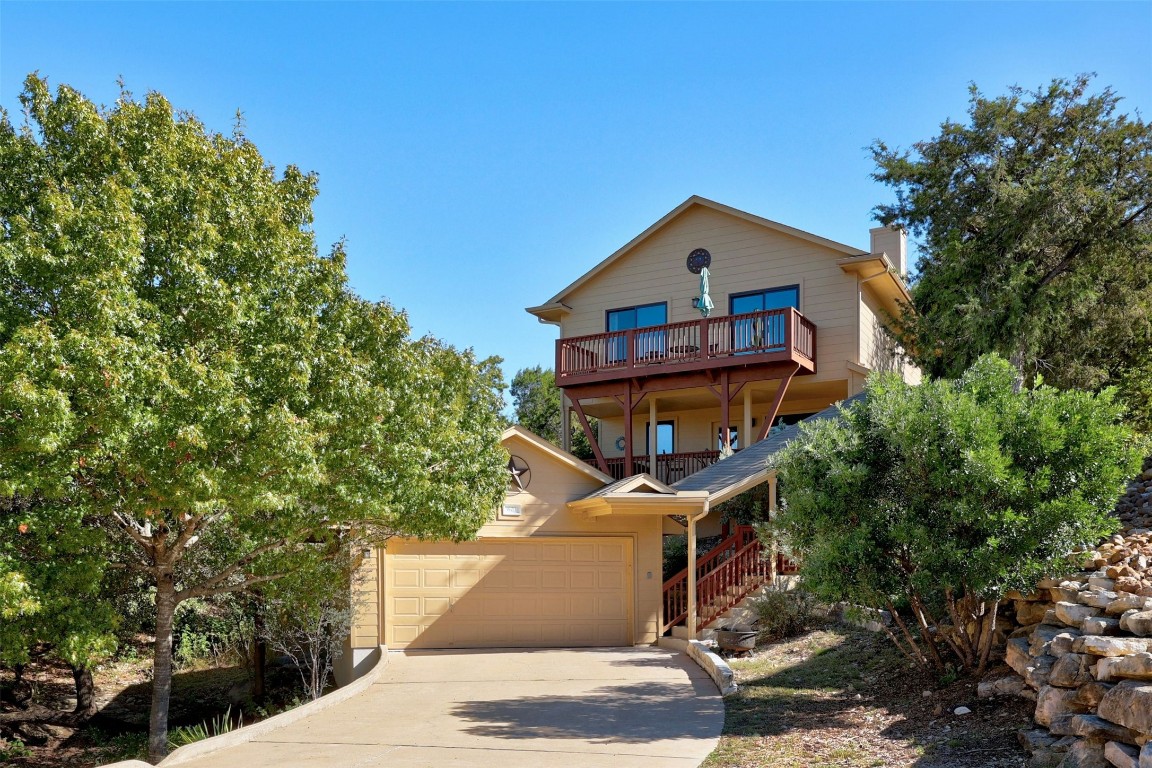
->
[2,2,1150,405]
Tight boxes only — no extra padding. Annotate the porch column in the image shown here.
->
[623,382,634,476]
[648,396,657,479]
[687,513,698,640]
[561,392,571,453]
[743,387,753,446]
[720,371,731,452]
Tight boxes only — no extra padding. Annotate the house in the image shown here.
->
[340,196,917,680]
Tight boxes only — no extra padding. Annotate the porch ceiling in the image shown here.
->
[574,377,848,419]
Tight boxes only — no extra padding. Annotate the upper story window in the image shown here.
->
[606,302,667,331]
[606,302,667,361]
[729,285,799,315]
[729,286,799,353]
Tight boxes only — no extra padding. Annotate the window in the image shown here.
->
[715,424,739,450]
[606,302,667,362]
[645,420,675,455]
[729,286,799,352]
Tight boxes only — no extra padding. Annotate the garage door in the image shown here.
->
[385,537,632,649]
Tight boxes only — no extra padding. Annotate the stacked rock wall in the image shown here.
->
[996,459,1152,768]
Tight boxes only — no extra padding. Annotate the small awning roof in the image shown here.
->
[569,394,864,517]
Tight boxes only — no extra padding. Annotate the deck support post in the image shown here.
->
[743,387,753,446]
[571,398,607,474]
[719,371,731,452]
[768,472,779,582]
[560,392,571,453]
[648,397,658,479]
[623,382,634,476]
[757,364,800,441]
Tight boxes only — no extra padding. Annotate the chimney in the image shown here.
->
[869,225,906,277]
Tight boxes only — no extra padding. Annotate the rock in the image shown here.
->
[1117,577,1145,595]
[1106,594,1149,616]
[1099,680,1152,735]
[1077,681,1116,708]
[14,722,51,747]
[1092,576,1120,591]
[1097,654,1152,683]
[1059,602,1103,627]
[954,705,972,715]
[1036,625,1072,655]
[1047,609,1066,626]
[1083,590,1122,609]
[1141,742,1152,768]
[1061,737,1109,767]
[1055,587,1086,603]
[1076,636,1152,657]
[1071,714,1140,744]
[922,690,932,698]
[1054,632,1085,657]
[1126,612,1152,637]
[980,674,1027,698]
[1051,713,1081,736]
[1020,600,1056,625]
[1009,637,1034,674]
[1086,617,1124,636]
[1105,740,1139,768]
[1036,685,1092,727]
[1052,653,1097,688]
[1021,727,1059,751]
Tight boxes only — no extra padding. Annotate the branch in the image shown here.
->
[179,573,286,601]
[110,511,153,552]
[175,539,288,601]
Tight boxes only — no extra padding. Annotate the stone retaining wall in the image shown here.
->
[982,459,1152,768]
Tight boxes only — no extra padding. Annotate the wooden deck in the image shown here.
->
[556,307,816,387]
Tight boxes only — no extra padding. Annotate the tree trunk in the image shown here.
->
[252,597,266,703]
[148,574,178,763]
[71,664,96,717]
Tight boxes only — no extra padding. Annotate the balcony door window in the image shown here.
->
[607,302,667,363]
[645,420,675,455]
[729,286,799,353]
[715,424,739,451]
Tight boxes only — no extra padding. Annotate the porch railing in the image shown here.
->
[599,450,723,483]
[661,525,799,634]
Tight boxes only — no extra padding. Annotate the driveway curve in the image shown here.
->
[167,647,723,768]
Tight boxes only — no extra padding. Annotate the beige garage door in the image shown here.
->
[385,537,632,649]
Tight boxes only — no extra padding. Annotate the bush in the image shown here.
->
[753,585,816,643]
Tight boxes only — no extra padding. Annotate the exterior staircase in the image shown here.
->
[662,525,798,641]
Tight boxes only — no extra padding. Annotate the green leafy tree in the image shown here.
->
[0,497,119,719]
[509,366,596,459]
[0,76,507,760]
[872,75,1152,431]
[772,355,1143,674]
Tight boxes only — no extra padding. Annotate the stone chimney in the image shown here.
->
[869,225,907,277]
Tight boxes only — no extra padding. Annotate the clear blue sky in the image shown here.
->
[2,2,1150,402]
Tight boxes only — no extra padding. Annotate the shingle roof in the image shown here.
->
[580,473,675,500]
[670,393,866,496]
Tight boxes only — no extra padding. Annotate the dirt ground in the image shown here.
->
[703,624,1034,768]
[0,643,304,767]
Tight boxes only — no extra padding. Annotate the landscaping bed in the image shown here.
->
[704,624,1033,768]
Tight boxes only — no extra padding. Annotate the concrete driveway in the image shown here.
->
[167,647,724,768]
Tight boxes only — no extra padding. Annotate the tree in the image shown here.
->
[872,75,1152,431]
[0,76,508,760]
[509,366,595,459]
[771,355,1143,675]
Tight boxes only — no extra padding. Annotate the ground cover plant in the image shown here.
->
[704,623,1033,768]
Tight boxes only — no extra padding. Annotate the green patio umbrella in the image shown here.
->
[697,267,715,318]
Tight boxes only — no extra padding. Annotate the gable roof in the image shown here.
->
[501,426,614,484]
[526,196,868,323]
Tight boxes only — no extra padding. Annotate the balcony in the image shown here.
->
[593,450,725,484]
[556,307,816,388]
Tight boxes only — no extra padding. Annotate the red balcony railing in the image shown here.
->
[557,307,816,386]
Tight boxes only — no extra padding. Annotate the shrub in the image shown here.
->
[753,585,816,643]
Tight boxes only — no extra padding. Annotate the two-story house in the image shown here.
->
[340,196,916,679]
[528,195,916,494]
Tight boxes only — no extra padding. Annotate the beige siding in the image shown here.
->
[860,284,922,384]
[350,550,380,648]
[377,434,664,647]
[559,205,858,385]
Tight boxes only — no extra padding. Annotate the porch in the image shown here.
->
[598,450,725,484]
